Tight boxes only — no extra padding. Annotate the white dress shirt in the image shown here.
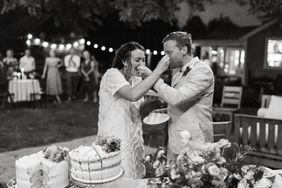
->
[64,54,80,72]
[19,55,35,72]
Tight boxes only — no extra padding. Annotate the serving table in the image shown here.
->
[8,79,41,102]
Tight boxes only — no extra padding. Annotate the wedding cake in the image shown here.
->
[69,136,122,183]
[15,145,69,188]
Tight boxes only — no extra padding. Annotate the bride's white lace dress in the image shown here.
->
[98,68,145,178]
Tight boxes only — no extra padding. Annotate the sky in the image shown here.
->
[175,0,262,28]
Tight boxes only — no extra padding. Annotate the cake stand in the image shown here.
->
[69,168,124,187]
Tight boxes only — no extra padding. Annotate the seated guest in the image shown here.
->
[3,49,18,72]
[19,49,36,78]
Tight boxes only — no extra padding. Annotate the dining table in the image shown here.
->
[8,79,41,102]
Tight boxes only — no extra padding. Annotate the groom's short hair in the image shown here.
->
[162,31,192,55]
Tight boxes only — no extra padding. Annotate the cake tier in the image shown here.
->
[69,145,121,181]
[71,167,124,184]
[15,152,69,188]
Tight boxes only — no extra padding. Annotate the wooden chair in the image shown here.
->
[213,121,232,141]
[233,114,282,169]
[213,86,243,124]
[0,82,16,109]
[261,94,271,108]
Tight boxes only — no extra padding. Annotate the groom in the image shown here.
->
[152,31,214,161]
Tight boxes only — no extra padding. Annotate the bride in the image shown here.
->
[97,41,169,178]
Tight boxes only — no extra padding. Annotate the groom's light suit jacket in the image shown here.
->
[154,57,214,155]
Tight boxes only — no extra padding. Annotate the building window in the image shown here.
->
[265,38,282,69]
[224,48,245,76]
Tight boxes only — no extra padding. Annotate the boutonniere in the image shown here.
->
[182,67,191,76]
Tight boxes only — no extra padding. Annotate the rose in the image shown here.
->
[217,139,231,148]
[206,163,220,176]
[190,155,205,165]
[170,168,181,180]
[156,149,165,160]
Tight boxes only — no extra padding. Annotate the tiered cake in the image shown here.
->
[69,136,122,183]
[15,145,69,188]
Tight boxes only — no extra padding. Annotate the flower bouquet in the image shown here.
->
[143,131,275,188]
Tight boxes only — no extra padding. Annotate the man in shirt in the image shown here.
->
[64,48,81,103]
[19,49,36,78]
[152,32,215,161]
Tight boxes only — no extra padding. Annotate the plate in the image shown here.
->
[143,113,170,125]
[71,168,124,185]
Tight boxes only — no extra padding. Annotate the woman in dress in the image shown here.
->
[98,41,169,178]
[41,50,63,103]
[3,49,18,72]
[81,50,100,102]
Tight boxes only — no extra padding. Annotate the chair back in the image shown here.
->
[220,86,242,109]
[261,94,272,108]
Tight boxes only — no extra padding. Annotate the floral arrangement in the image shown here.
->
[143,131,274,188]
[95,135,121,153]
[43,145,69,163]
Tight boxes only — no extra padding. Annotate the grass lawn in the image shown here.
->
[0,102,98,152]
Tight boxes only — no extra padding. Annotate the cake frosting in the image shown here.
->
[15,145,69,188]
[69,136,122,183]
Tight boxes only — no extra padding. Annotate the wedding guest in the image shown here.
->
[64,48,80,103]
[98,41,168,178]
[92,54,100,103]
[80,50,94,102]
[143,32,215,161]
[3,49,18,72]
[42,50,63,103]
[19,49,36,78]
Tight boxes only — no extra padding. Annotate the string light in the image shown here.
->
[66,43,72,50]
[25,34,164,55]
[79,39,85,44]
[42,41,49,48]
[26,40,31,46]
[58,44,65,51]
[27,34,33,39]
[34,38,41,45]
[50,44,57,49]
[73,42,79,48]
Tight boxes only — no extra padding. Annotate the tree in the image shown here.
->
[0,0,212,33]
[233,0,282,23]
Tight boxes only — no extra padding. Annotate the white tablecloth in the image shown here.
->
[68,175,282,188]
[9,79,41,102]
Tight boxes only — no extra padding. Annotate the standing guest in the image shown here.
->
[81,50,96,102]
[0,53,8,106]
[42,50,63,104]
[3,49,18,72]
[0,53,7,90]
[64,48,80,103]
[19,49,36,78]
[92,54,100,103]
[98,41,168,178]
[143,32,215,161]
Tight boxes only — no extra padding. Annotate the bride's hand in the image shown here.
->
[136,65,152,78]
